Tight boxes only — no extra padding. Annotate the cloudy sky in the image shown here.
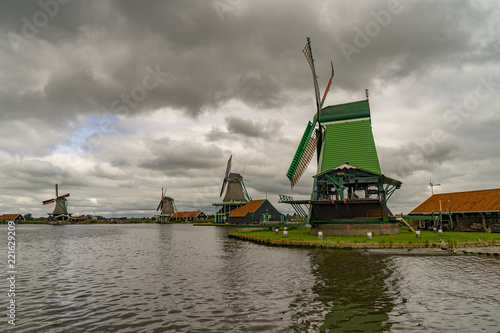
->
[1,0,499,218]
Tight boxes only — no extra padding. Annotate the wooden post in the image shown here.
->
[400,217,415,232]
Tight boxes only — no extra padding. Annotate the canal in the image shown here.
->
[2,223,499,332]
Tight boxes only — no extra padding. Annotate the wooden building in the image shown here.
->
[226,199,284,224]
[409,188,500,232]
[171,211,207,222]
[0,214,25,222]
[70,215,90,223]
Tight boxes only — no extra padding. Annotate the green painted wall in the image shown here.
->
[320,119,381,174]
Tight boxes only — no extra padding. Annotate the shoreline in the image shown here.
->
[227,232,500,257]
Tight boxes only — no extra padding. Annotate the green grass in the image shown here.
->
[230,227,500,245]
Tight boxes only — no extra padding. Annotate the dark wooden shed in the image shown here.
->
[228,199,284,224]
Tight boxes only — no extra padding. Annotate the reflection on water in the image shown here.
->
[307,251,395,332]
[1,224,499,332]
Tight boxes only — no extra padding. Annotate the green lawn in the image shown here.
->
[230,227,500,245]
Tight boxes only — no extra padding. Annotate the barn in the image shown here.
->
[171,211,207,222]
[0,214,25,222]
[408,188,500,232]
[227,199,284,224]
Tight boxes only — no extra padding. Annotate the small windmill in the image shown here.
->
[157,187,177,222]
[219,155,251,202]
[43,184,70,219]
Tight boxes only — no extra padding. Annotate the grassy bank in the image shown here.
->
[228,227,500,248]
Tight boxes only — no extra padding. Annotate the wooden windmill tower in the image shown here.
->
[280,38,402,236]
[219,155,251,203]
[43,184,70,221]
[213,155,251,223]
[156,187,177,223]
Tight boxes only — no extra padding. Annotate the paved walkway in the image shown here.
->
[358,246,500,257]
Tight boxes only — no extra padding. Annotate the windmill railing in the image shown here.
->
[279,195,309,224]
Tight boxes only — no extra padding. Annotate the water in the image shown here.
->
[2,223,499,332]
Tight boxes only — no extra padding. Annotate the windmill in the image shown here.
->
[280,38,402,235]
[43,184,70,219]
[219,155,251,202]
[213,155,251,223]
[156,187,177,222]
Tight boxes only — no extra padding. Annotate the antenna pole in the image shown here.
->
[429,179,441,195]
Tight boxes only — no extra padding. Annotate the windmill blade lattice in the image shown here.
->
[287,38,334,188]
[219,155,232,197]
[303,38,321,114]
[286,121,318,188]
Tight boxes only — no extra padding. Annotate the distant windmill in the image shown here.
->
[43,184,70,219]
[219,155,251,202]
[156,187,177,222]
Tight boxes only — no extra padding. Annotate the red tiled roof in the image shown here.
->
[409,188,500,214]
[71,216,88,220]
[172,211,203,218]
[230,199,266,218]
[0,214,23,221]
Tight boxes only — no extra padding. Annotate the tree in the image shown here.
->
[24,213,32,221]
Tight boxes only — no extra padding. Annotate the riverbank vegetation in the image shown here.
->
[229,227,500,247]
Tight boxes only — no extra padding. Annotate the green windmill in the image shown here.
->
[43,184,70,220]
[280,38,402,236]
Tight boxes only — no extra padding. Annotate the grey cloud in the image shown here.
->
[2,160,65,189]
[227,116,272,138]
[141,137,224,175]
[379,135,461,179]
[235,74,284,109]
[205,126,226,142]
[206,116,282,142]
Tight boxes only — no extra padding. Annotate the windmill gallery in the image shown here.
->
[36,38,499,234]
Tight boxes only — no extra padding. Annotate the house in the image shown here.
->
[0,214,25,222]
[226,199,284,224]
[70,215,90,223]
[171,211,207,222]
[408,188,500,232]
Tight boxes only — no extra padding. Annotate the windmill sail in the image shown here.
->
[220,155,232,197]
[321,62,334,108]
[303,38,321,115]
[287,38,335,188]
[287,120,318,188]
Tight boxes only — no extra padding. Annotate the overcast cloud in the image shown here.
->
[1,0,499,217]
